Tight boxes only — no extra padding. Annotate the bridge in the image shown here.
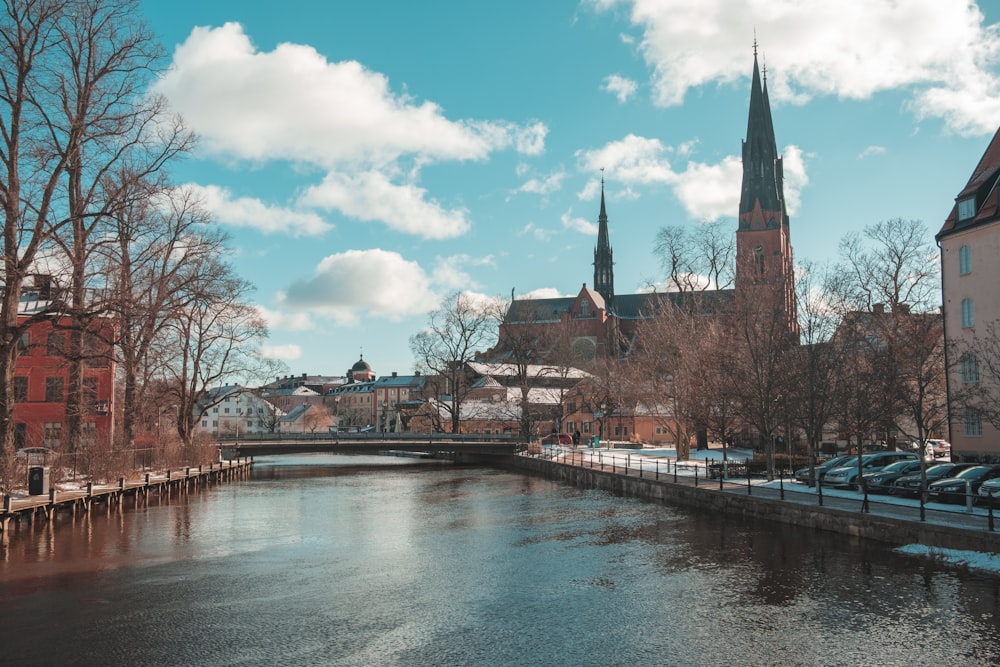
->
[218,432,524,463]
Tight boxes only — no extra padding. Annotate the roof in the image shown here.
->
[374,374,426,388]
[467,361,591,381]
[938,123,1000,239]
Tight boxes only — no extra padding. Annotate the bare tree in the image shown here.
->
[785,261,847,484]
[410,292,497,433]
[728,272,794,479]
[101,180,224,447]
[0,0,76,482]
[653,220,735,293]
[50,0,191,452]
[158,256,270,447]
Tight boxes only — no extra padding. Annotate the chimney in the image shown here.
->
[392,371,397,377]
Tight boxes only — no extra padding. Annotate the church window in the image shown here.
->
[754,244,765,275]
[580,300,589,316]
[959,245,971,275]
[958,197,976,221]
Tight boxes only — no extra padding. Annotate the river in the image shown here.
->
[1,454,999,666]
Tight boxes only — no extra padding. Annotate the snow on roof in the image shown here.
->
[467,361,591,380]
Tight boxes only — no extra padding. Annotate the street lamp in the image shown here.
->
[235,393,241,445]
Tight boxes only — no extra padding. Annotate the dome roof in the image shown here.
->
[351,356,372,372]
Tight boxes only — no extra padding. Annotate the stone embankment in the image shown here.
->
[504,453,1000,554]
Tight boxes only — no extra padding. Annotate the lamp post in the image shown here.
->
[235,394,241,445]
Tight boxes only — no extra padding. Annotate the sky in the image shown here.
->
[138,0,1000,381]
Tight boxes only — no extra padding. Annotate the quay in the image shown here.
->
[505,448,1000,554]
[0,458,254,538]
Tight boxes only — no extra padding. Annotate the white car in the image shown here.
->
[926,439,951,458]
[822,451,919,487]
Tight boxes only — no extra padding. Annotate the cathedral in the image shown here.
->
[493,48,799,363]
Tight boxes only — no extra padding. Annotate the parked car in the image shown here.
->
[793,455,854,484]
[541,433,573,445]
[890,463,977,497]
[926,439,951,458]
[977,477,1000,505]
[858,459,923,494]
[822,451,919,488]
[927,465,1000,504]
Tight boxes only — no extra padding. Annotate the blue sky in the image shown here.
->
[140,0,1000,379]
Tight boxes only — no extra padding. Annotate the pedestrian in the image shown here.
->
[573,431,580,446]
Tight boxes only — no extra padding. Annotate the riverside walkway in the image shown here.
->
[0,458,254,538]
[518,446,1000,553]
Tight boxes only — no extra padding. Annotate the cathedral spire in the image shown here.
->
[594,172,614,306]
[739,49,785,221]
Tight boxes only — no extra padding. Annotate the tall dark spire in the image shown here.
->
[739,50,785,222]
[593,173,614,306]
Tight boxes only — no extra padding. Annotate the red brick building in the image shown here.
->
[12,314,116,451]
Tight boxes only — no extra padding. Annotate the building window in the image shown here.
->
[961,352,980,383]
[958,196,976,221]
[212,420,218,428]
[13,376,27,402]
[47,332,65,356]
[202,420,208,428]
[83,376,98,405]
[580,300,590,317]
[45,377,64,402]
[17,332,30,353]
[565,421,575,433]
[14,423,26,449]
[962,298,975,328]
[81,422,96,448]
[959,245,972,275]
[43,422,62,449]
[83,331,110,368]
[582,421,591,434]
[964,407,983,437]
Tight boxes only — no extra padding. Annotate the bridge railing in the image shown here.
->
[217,431,516,443]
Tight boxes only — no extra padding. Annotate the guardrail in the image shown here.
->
[217,431,516,443]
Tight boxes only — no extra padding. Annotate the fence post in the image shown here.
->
[639,458,642,478]
[779,470,784,500]
[747,468,752,496]
[990,497,995,532]
[694,467,698,487]
[656,460,659,480]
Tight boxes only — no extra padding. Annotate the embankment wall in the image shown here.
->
[502,455,1000,553]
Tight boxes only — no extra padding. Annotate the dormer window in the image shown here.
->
[958,196,976,221]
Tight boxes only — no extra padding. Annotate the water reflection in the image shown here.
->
[0,454,998,666]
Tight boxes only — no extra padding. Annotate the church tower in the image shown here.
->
[736,45,799,340]
[593,177,614,307]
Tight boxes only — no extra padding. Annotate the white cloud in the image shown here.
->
[518,287,570,299]
[670,155,743,221]
[603,74,639,103]
[514,170,567,196]
[182,184,331,236]
[518,222,556,241]
[430,254,494,291]
[260,344,302,361]
[299,170,470,239]
[280,249,440,324]
[255,305,314,331]
[592,0,1000,135]
[858,145,887,159]
[576,136,807,221]
[154,23,547,236]
[155,23,542,166]
[561,210,599,235]
[576,134,675,186]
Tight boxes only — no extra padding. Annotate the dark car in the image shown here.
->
[541,433,573,445]
[889,462,977,497]
[927,465,1000,504]
[858,459,923,494]
[794,455,854,484]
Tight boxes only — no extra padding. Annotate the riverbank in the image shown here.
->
[0,458,254,539]
[504,446,1000,558]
